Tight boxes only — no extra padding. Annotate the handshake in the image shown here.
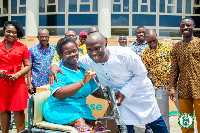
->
[87,71,96,75]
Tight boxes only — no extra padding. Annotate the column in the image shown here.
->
[98,0,112,38]
[26,0,39,36]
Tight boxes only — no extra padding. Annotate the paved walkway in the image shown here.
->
[2,116,198,133]
[134,116,197,133]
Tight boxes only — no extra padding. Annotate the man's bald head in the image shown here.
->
[86,32,106,45]
[86,32,108,63]
[144,29,158,49]
[65,30,77,41]
[144,29,157,37]
[88,26,99,34]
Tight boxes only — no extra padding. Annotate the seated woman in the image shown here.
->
[43,37,109,132]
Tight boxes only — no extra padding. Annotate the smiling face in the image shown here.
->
[61,42,79,66]
[180,19,195,38]
[145,32,158,49]
[86,33,108,63]
[4,25,17,43]
[38,30,50,47]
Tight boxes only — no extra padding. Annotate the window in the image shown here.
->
[93,0,98,11]
[111,28,129,36]
[186,16,200,28]
[69,0,98,12]
[69,0,77,12]
[160,0,165,12]
[194,0,200,5]
[68,14,98,26]
[11,0,26,14]
[167,0,175,13]
[111,14,129,26]
[19,0,26,13]
[39,0,45,12]
[132,0,155,13]
[11,16,26,26]
[132,0,138,12]
[193,7,200,14]
[47,0,56,12]
[159,29,181,37]
[140,0,148,12]
[3,0,8,14]
[132,14,156,26]
[150,0,156,12]
[160,0,182,14]
[0,16,8,27]
[186,0,191,14]
[58,0,65,12]
[20,0,26,5]
[47,5,56,12]
[159,15,182,27]
[11,0,17,14]
[177,0,182,13]
[39,14,65,26]
[46,28,65,36]
[80,5,90,12]
[113,0,129,12]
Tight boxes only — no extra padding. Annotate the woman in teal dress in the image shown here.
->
[43,37,108,132]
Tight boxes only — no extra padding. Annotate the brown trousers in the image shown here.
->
[179,98,200,133]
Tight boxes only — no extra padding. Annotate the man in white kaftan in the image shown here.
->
[50,32,168,133]
[79,46,160,125]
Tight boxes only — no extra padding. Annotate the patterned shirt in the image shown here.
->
[79,44,87,54]
[169,37,200,99]
[128,40,148,57]
[29,43,55,87]
[141,41,172,89]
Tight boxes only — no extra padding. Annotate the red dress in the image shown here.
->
[0,39,30,111]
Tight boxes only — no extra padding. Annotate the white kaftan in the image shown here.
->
[78,46,161,125]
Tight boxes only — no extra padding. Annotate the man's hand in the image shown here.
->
[115,91,125,106]
[27,83,34,94]
[49,64,64,86]
[169,88,176,101]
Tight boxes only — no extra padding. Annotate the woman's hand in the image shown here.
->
[0,70,10,79]
[82,69,96,85]
[9,73,19,81]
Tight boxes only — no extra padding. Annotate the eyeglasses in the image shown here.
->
[147,38,157,44]
[39,36,49,39]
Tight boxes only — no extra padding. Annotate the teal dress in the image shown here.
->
[43,65,98,125]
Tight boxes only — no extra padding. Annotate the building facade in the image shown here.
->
[0,0,200,39]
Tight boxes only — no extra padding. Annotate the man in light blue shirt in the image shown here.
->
[128,26,148,57]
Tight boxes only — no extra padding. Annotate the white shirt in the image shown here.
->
[78,46,161,125]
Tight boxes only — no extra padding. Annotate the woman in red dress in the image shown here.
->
[0,20,31,132]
